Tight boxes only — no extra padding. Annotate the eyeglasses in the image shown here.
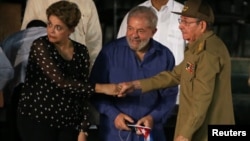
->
[178,18,200,26]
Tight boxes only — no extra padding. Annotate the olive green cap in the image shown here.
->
[172,0,214,24]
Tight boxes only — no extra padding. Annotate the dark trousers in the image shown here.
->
[17,117,78,141]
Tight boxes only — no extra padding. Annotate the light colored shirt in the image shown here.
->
[1,27,47,86]
[21,0,102,68]
[0,48,13,89]
[117,0,185,66]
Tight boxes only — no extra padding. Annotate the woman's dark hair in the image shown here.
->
[46,1,81,29]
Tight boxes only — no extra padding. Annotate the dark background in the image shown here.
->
[1,0,250,57]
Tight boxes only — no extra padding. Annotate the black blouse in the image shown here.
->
[17,36,94,131]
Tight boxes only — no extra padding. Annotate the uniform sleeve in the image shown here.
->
[140,63,182,93]
[180,51,220,139]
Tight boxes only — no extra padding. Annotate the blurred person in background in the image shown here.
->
[0,19,47,141]
[1,20,47,90]
[0,48,13,108]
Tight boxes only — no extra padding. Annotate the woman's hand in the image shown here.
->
[78,131,87,141]
[95,83,121,96]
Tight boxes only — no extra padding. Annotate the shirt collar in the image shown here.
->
[149,0,174,11]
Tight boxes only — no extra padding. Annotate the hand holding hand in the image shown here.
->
[117,81,137,97]
[96,80,141,97]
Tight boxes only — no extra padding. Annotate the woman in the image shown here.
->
[16,1,118,141]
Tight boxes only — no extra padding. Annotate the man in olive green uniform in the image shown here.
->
[118,0,235,141]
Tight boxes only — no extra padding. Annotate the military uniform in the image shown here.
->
[139,31,235,141]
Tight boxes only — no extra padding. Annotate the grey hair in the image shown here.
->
[127,6,158,29]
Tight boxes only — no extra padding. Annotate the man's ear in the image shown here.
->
[152,28,157,35]
[200,21,207,33]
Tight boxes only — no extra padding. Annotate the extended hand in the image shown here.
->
[96,83,121,96]
[117,81,136,97]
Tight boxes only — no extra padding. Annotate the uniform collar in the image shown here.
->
[187,30,215,54]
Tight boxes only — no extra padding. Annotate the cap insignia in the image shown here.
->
[182,6,189,12]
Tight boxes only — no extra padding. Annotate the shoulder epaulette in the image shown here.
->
[195,41,205,54]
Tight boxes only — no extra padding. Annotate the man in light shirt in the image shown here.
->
[2,20,47,88]
[0,20,46,141]
[21,0,102,69]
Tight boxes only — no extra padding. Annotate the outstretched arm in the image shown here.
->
[95,83,120,96]
[118,80,141,97]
